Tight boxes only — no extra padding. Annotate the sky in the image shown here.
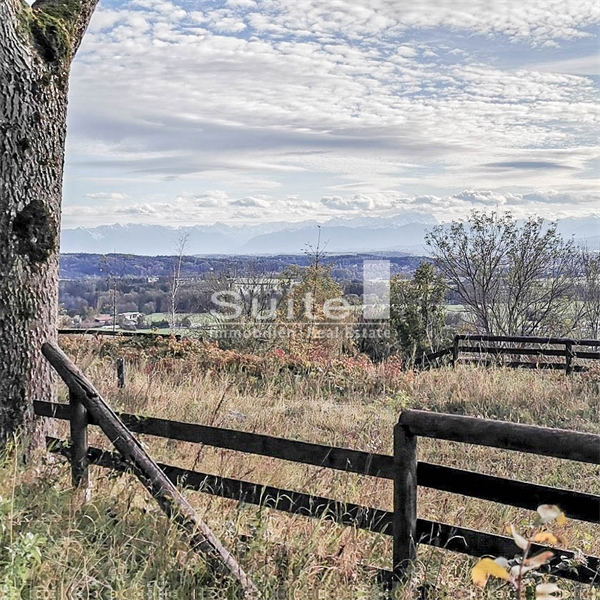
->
[62,0,600,228]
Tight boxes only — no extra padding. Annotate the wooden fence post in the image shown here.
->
[565,341,573,375]
[393,418,417,581]
[117,358,126,388]
[451,336,459,368]
[69,390,89,490]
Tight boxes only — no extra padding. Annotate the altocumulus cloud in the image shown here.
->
[62,0,600,227]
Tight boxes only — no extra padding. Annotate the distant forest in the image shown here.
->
[59,253,424,280]
[58,252,426,320]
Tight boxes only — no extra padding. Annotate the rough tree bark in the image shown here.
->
[0,0,99,448]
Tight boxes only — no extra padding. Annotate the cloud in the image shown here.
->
[59,0,599,228]
[454,190,509,205]
[241,0,599,46]
[518,190,592,204]
[84,192,129,201]
[321,195,373,210]
[483,161,577,170]
[321,193,412,211]
[529,54,600,76]
[230,195,272,208]
[189,190,230,207]
[64,186,600,229]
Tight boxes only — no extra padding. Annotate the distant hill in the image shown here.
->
[61,224,235,255]
[60,212,437,255]
[59,252,426,280]
[555,215,600,247]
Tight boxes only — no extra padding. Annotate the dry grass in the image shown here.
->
[1,335,599,597]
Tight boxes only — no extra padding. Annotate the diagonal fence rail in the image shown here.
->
[41,342,258,596]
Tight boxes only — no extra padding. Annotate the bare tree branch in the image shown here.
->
[427,212,577,337]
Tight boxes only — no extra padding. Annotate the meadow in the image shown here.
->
[1,334,599,598]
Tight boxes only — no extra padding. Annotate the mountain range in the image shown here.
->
[60,212,437,255]
[60,213,599,256]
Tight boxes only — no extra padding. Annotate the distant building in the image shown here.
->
[93,314,114,327]
[118,312,142,329]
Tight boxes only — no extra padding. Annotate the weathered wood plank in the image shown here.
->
[452,336,459,367]
[458,360,586,372]
[34,401,70,420]
[35,401,600,523]
[417,462,600,523]
[69,390,89,490]
[33,399,393,477]
[41,342,257,596]
[574,350,600,360]
[116,358,125,389]
[416,347,453,364]
[400,410,600,464]
[46,438,600,585]
[460,346,566,357]
[118,419,391,478]
[47,437,393,535]
[392,422,417,579]
[456,334,600,346]
[565,341,574,375]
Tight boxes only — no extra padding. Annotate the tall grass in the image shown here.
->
[1,335,598,597]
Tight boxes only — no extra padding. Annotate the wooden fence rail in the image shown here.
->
[394,410,600,582]
[44,436,600,584]
[418,334,600,373]
[35,396,600,585]
[33,402,600,523]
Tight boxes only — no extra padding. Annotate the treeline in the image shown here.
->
[58,253,422,320]
[59,278,173,318]
[59,253,423,280]
[60,271,383,319]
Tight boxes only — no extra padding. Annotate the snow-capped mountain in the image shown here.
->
[60,213,438,255]
[60,214,598,256]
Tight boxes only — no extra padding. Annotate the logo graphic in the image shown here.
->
[208,259,391,340]
[362,260,390,320]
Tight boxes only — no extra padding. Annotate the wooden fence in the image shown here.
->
[34,375,600,585]
[419,334,600,373]
[59,329,600,374]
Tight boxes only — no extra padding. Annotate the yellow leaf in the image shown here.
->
[524,551,554,568]
[471,558,511,588]
[537,505,566,525]
[532,532,559,545]
[510,525,529,551]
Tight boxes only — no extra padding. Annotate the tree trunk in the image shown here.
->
[0,0,98,449]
